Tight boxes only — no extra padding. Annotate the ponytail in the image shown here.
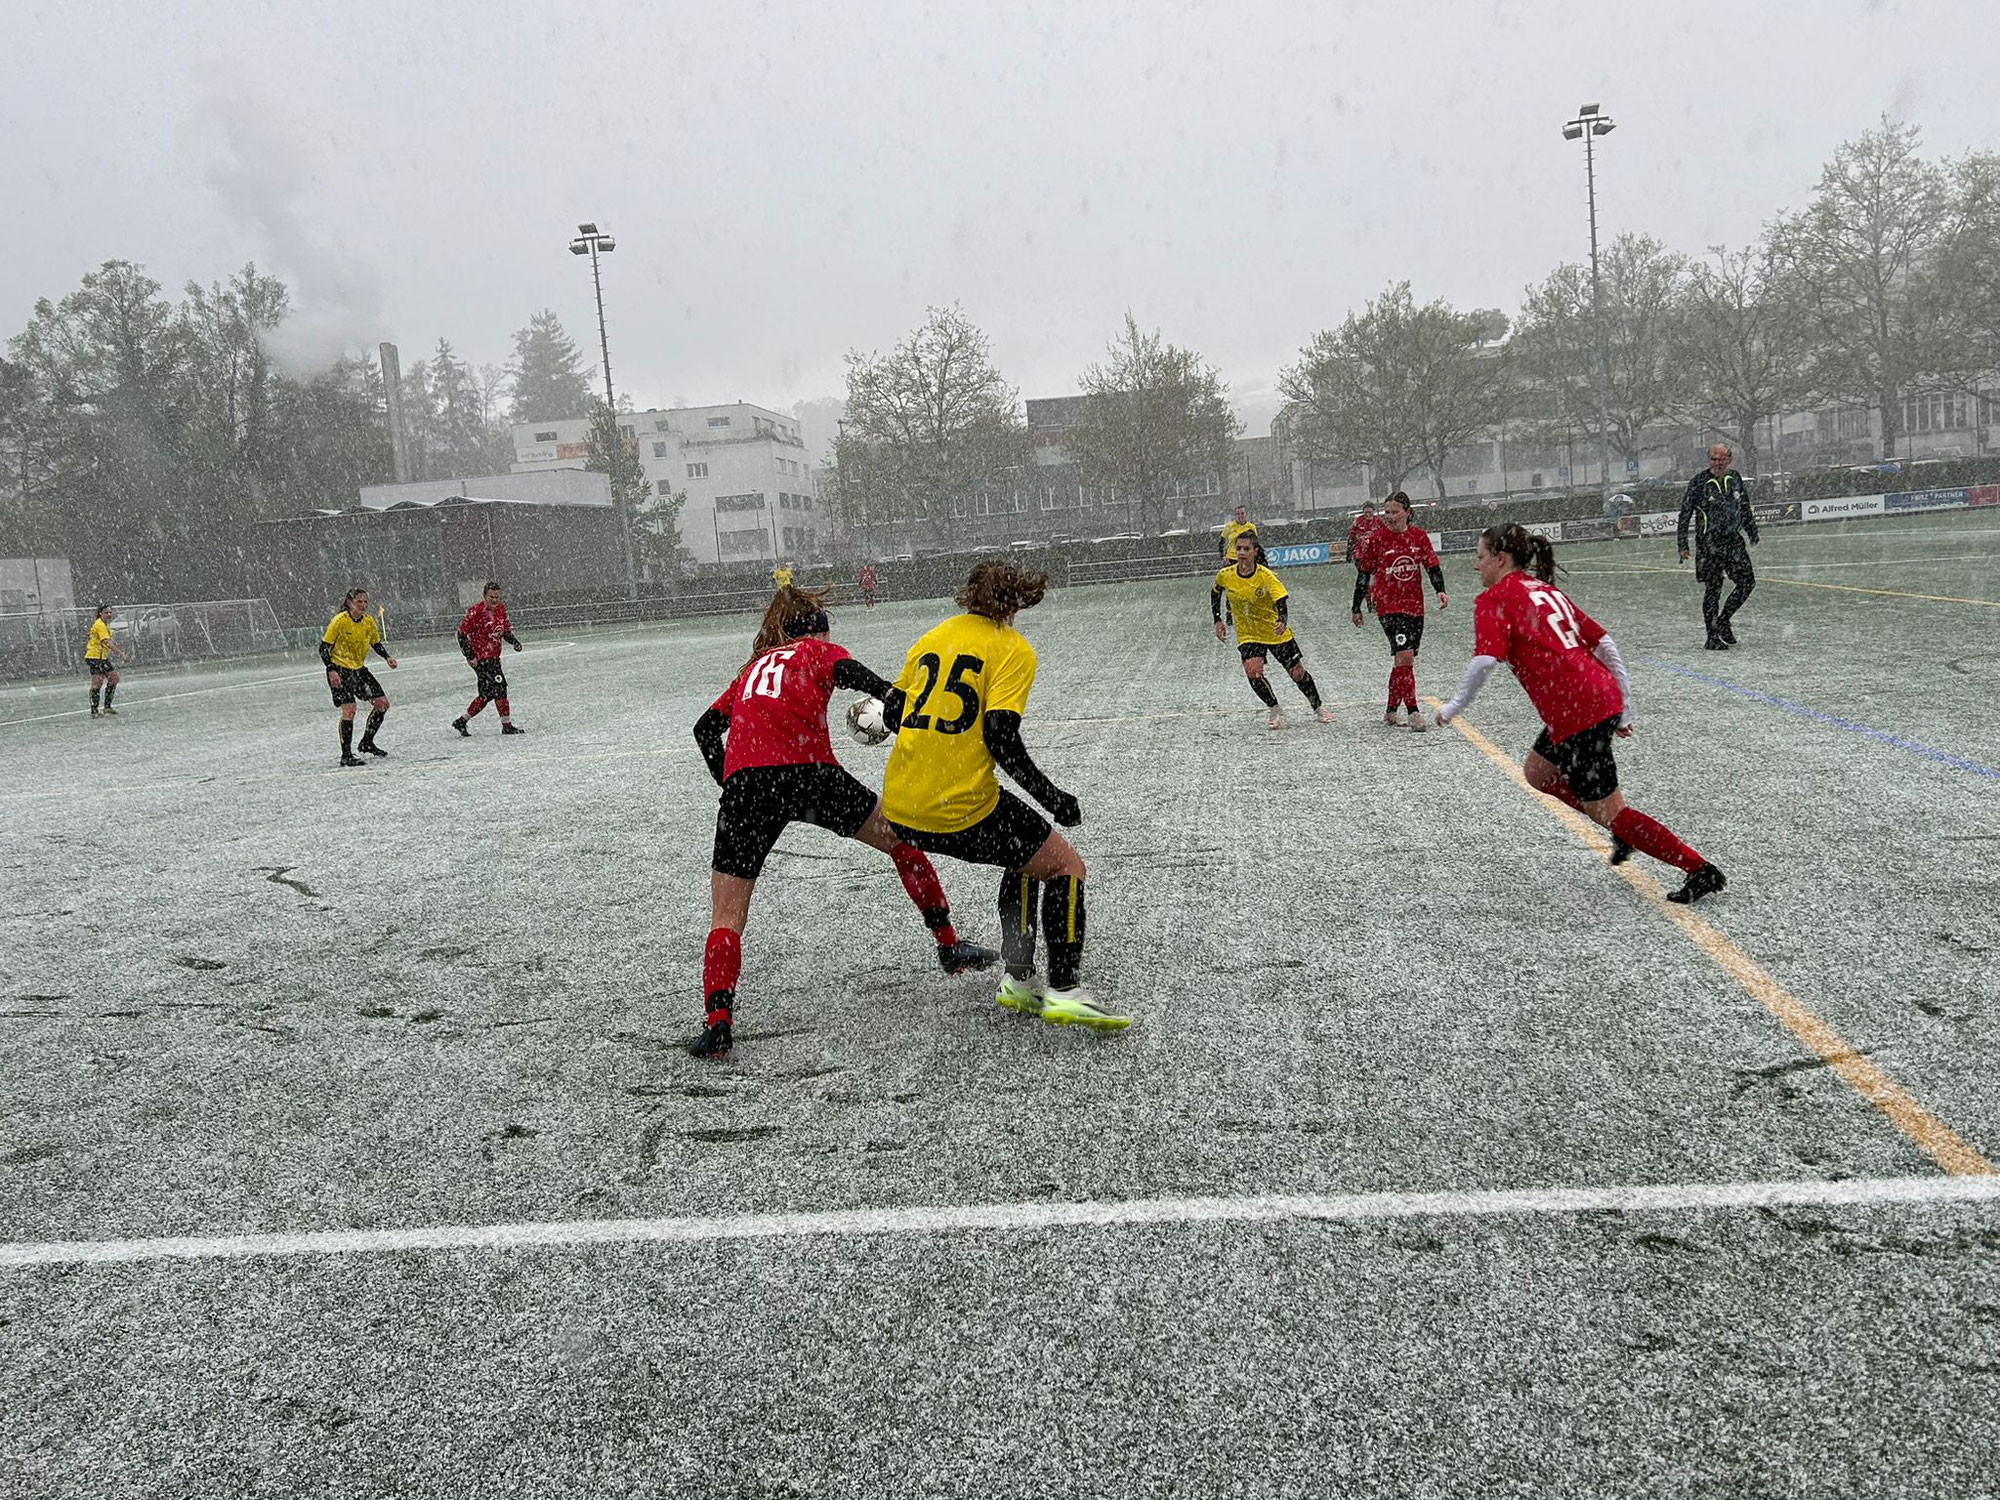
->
[1481,523,1558,583]
[957,561,1048,620]
[748,583,833,665]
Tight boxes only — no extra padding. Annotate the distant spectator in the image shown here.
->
[1676,444,1759,651]
[858,562,879,609]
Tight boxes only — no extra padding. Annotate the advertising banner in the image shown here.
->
[1800,494,1886,521]
[1753,501,1803,525]
[1639,512,1678,537]
[1563,518,1616,543]
[1265,542,1335,568]
[1615,515,1642,538]
[1438,529,1482,554]
[515,445,558,464]
[557,442,592,460]
[1971,485,2000,509]
[1525,521,1563,540]
[1884,488,1968,512]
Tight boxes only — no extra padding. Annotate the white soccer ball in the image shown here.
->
[847,696,893,746]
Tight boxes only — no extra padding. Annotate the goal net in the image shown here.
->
[0,599,289,680]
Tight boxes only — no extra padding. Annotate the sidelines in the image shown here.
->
[1438,706,1996,1177]
[3,1172,1996,1270]
[1572,561,1998,609]
[1638,658,2000,782]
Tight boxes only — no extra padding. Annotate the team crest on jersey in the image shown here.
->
[1385,556,1420,579]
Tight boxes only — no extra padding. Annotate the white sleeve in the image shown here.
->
[1592,634,1633,726]
[1437,655,1501,722]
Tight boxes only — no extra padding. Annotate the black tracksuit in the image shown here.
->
[1677,468,1760,639]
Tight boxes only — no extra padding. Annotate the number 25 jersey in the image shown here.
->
[1472,570,1622,743]
[882,613,1037,833]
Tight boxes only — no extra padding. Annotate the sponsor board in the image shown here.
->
[1266,542,1335,567]
[1563,518,1616,543]
[1971,485,2000,509]
[1752,501,1802,525]
[515,445,558,464]
[1639,512,1678,537]
[1615,515,1642,538]
[557,442,592,461]
[1885,488,1968,512]
[1800,494,1886,521]
[1526,521,1563,540]
[1438,529,1482,554]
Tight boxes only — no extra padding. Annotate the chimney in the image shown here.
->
[379,341,411,484]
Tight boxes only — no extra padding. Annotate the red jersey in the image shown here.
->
[708,637,851,777]
[858,566,877,589]
[1358,526,1440,616]
[1472,570,1622,742]
[457,600,512,661]
[1346,513,1384,563]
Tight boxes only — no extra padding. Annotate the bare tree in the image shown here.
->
[841,305,1029,546]
[1674,242,1814,475]
[1060,314,1241,534]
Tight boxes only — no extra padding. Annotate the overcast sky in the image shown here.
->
[8,0,1997,441]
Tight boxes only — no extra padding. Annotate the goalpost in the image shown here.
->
[0,599,289,679]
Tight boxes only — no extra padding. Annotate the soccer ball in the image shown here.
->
[846,696,893,746]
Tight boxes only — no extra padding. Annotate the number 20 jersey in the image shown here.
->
[1472,570,1622,743]
[882,613,1038,833]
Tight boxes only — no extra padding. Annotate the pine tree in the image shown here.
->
[507,311,594,424]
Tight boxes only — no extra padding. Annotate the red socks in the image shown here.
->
[1388,662,1417,713]
[891,844,958,946]
[1539,774,1586,813]
[497,696,511,718]
[702,928,742,1010]
[1611,808,1706,874]
[466,696,486,718]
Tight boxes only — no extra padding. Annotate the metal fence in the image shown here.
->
[0,599,288,681]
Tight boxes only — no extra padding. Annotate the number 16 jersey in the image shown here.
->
[1472,570,1622,743]
[882,613,1038,833]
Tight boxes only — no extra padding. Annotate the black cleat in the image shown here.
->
[1718,621,1737,645]
[1667,863,1727,905]
[501,723,525,735]
[358,741,388,758]
[340,753,367,768]
[1703,635,1729,652]
[1608,835,1634,866]
[452,716,470,737]
[687,1008,733,1059]
[938,939,1001,976]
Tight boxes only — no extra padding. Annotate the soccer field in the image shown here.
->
[4,511,1998,1497]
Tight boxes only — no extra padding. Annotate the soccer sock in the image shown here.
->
[361,707,385,745]
[891,844,957,946]
[1539,773,1586,813]
[1293,671,1322,710]
[339,718,354,755]
[466,696,487,718]
[102,681,116,710]
[89,681,102,711]
[1248,674,1278,708]
[702,927,742,1014]
[1389,661,1416,711]
[497,696,511,723]
[1610,807,1706,874]
[997,870,1041,979]
[1040,876,1087,992]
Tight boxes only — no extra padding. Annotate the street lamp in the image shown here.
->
[569,221,637,598]
[1562,103,1618,510]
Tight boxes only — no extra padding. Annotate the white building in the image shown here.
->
[356,470,610,510]
[510,402,825,567]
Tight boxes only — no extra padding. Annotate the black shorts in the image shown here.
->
[472,658,508,699]
[1380,613,1425,654]
[1532,715,1621,803]
[712,762,879,880]
[1238,638,1304,669]
[890,788,1052,872]
[1695,545,1754,587]
[87,658,115,677]
[329,666,386,707]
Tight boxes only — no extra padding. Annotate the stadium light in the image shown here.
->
[568,221,636,599]
[1562,103,1619,513]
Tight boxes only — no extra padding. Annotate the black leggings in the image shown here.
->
[1698,546,1755,632]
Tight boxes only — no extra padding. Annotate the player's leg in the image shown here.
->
[1564,723,1724,900]
[1390,648,1417,723]
[995,867,1043,1012]
[358,691,390,757]
[852,799,998,975]
[1018,830,1126,1032]
[338,702,362,765]
[1240,648,1280,715]
[1276,640,1328,718]
[1717,549,1755,642]
[101,667,120,714]
[88,664,103,717]
[1697,553,1726,647]
[692,773,786,1058]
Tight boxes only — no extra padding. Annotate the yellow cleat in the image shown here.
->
[1039,988,1132,1032]
[995,976,1043,1016]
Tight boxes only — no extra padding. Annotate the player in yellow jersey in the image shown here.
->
[1218,504,1257,560]
[880,562,1128,1032]
[772,562,794,591]
[84,604,131,718]
[320,588,398,767]
[1211,530,1331,731]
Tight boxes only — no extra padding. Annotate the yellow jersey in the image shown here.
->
[1220,519,1257,557]
[1213,563,1291,645]
[323,611,382,670]
[85,618,114,660]
[772,567,795,589]
[882,613,1037,833]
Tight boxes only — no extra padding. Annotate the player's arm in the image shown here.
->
[1211,583,1228,639]
[371,640,395,667]
[1741,480,1760,545]
[1274,595,1289,631]
[502,629,522,650]
[1436,656,1500,724]
[1591,633,1634,728]
[457,630,475,662]
[983,711,1079,827]
[318,640,336,670]
[692,704,731,786]
[831,657,893,699]
[1676,478,1699,558]
[1350,565,1370,619]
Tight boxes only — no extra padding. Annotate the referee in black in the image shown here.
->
[1677,442,1760,650]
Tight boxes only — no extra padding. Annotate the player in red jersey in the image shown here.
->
[857,562,879,608]
[452,582,525,736]
[1351,493,1447,731]
[686,585,999,1057]
[1434,522,1727,904]
[1345,501,1384,609]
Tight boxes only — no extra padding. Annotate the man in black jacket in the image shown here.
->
[1677,443,1760,650]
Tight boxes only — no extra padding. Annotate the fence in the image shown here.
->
[0,599,287,681]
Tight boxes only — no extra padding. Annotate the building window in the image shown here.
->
[707,416,732,429]
[1902,393,1970,435]
[655,419,671,432]
[1980,389,2000,428]
[715,492,766,512]
[718,527,766,556]
[686,462,708,479]
[533,430,558,442]
[652,441,670,458]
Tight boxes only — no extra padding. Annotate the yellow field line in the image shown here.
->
[1588,563,1998,608]
[1437,702,1995,1177]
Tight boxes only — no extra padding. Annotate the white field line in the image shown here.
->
[1569,553,1994,575]
[4,1173,1997,1270]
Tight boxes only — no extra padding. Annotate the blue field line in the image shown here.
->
[1639,658,2000,781]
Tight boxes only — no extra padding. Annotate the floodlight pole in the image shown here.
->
[1563,105,1618,509]
[570,222,637,598]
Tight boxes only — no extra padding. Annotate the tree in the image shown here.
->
[841,305,1029,545]
[1512,234,1693,473]
[1279,283,1508,498]
[1767,118,1973,459]
[584,400,650,590]
[507,310,594,424]
[1060,314,1241,534]
[1673,242,1814,476]
[1940,150,2000,396]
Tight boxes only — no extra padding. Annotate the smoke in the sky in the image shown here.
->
[190,62,384,374]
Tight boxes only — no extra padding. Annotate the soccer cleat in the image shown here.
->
[1039,988,1132,1032]
[1608,835,1634,866]
[358,741,388,758]
[1318,707,1335,724]
[1703,635,1729,651]
[101,707,119,716]
[1719,621,1738,645]
[90,709,101,719]
[1384,707,1403,727]
[1408,712,1429,733]
[995,975,1043,1016]
[687,1007,733,1058]
[501,723,525,735]
[1666,863,1727,905]
[938,939,1000,976]
[1266,710,1282,732]
[340,753,367,768]
[452,716,471,737]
